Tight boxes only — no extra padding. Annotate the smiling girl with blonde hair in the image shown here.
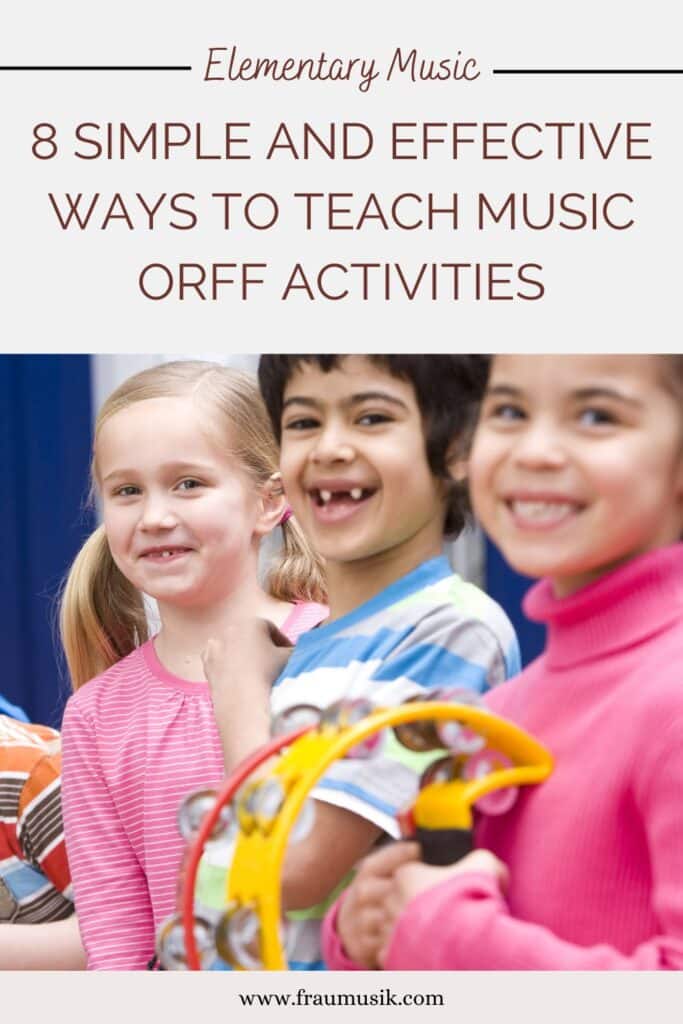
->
[59,360,326,970]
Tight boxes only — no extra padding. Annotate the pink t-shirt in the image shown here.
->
[61,601,327,970]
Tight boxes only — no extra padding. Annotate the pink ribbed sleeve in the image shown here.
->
[384,859,683,971]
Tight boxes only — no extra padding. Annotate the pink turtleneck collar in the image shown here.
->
[523,543,683,670]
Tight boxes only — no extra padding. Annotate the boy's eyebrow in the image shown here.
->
[282,390,410,412]
[347,390,409,410]
[282,396,319,411]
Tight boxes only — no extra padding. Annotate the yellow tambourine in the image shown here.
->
[168,696,552,971]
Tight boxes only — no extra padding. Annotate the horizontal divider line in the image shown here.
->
[493,68,683,74]
[0,65,192,71]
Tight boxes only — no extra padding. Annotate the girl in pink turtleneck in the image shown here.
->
[323,354,683,971]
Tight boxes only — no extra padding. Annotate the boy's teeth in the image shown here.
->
[317,487,365,504]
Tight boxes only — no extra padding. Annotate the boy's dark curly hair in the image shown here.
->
[258,355,490,537]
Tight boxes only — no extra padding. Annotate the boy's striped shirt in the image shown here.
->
[203,556,520,971]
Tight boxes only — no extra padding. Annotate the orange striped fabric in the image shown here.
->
[0,716,73,921]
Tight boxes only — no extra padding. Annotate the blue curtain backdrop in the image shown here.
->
[1,356,94,727]
[485,539,545,668]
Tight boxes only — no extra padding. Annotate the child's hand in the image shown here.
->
[376,848,508,966]
[336,841,422,968]
[202,618,292,698]
[336,843,508,969]
[202,619,293,770]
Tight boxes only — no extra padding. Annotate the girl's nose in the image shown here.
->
[139,496,178,530]
[512,420,568,470]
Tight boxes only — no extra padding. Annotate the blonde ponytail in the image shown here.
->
[60,525,148,690]
[268,516,326,605]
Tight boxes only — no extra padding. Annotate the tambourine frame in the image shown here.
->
[181,701,552,970]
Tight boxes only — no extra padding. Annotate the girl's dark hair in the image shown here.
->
[258,355,490,537]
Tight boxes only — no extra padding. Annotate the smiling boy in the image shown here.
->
[204,354,519,969]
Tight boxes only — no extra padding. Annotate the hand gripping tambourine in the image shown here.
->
[158,694,552,971]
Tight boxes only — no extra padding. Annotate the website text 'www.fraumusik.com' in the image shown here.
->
[237,987,445,1008]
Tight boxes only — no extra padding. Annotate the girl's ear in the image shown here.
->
[253,472,287,538]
